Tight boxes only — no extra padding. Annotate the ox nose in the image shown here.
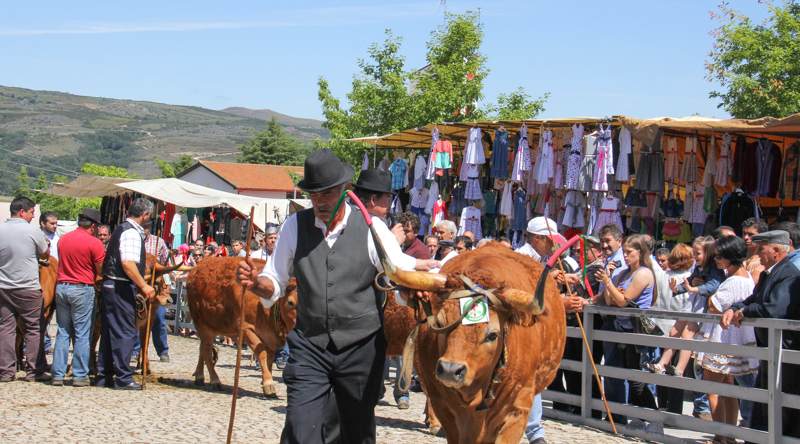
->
[165,298,173,306]
[436,359,467,386]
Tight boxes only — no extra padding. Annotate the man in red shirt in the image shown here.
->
[399,212,429,260]
[51,208,105,387]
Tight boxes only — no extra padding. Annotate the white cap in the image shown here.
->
[526,217,566,244]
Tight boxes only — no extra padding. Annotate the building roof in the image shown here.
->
[178,160,303,193]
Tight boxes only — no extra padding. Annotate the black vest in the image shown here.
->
[102,220,146,281]
[293,207,383,350]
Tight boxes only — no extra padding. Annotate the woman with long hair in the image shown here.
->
[596,234,660,430]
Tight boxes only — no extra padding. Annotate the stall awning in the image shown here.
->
[40,175,137,198]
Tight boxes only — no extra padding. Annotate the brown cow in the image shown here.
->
[394,242,566,444]
[14,256,58,372]
[186,257,297,397]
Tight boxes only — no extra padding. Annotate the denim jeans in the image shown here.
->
[525,393,544,442]
[690,361,711,414]
[51,283,96,380]
[735,371,757,427]
[132,305,168,356]
[275,343,290,361]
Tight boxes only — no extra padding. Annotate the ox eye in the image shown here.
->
[484,332,499,342]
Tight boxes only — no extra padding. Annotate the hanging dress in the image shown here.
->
[565,123,584,189]
[592,124,613,191]
[576,133,598,192]
[511,188,528,231]
[683,183,695,223]
[616,127,632,182]
[715,133,733,187]
[664,137,680,180]
[499,181,514,217]
[562,191,586,228]
[511,124,531,182]
[465,165,482,200]
[425,128,439,180]
[632,130,666,193]
[553,128,569,189]
[701,133,717,187]
[594,196,624,232]
[491,129,510,178]
[535,129,554,185]
[680,137,700,183]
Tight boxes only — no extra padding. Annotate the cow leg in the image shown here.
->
[193,341,205,386]
[197,328,221,390]
[242,328,276,398]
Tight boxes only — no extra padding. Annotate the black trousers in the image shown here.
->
[96,279,137,388]
[280,329,387,444]
[547,316,604,418]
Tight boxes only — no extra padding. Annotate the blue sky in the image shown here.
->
[0,1,771,121]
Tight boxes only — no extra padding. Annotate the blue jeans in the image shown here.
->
[735,371,757,427]
[275,343,290,361]
[692,362,711,414]
[132,305,168,356]
[51,283,96,380]
[525,393,544,442]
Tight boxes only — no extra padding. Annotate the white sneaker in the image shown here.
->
[627,418,646,429]
[645,422,664,434]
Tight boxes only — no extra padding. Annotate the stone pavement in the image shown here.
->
[0,335,644,443]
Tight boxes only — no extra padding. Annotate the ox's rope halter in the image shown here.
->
[398,275,510,412]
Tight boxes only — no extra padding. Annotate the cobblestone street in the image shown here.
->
[0,335,644,443]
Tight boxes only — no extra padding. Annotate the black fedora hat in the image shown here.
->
[352,169,395,195]
[296,148,355,193]
[79,208,102,225]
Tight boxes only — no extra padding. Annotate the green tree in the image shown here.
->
[154,158,176,178]
[14,166,34,199]
[237,117,308,166]
[317,12,547,168]
[706,1,800,118]
[80,163,139,178]
[155,154,195,178]
[33,172,89,220]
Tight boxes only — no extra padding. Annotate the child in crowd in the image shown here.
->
[645,236,725,376]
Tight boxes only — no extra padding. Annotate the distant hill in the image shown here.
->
[221,107,325,131]
[0,85,329,194]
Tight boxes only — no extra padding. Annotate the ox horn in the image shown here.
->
[153,261,193,275]
[390,269,449,292]
[498,287,545,315]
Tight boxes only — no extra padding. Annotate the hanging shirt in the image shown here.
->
[361,153,370,171]
[414,154,427,189]
[426,129,439,180]
[388,158,408,190]
[409,187,430,209]
[424,182,440,215]
[457,206,483,240]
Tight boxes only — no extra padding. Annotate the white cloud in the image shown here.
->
[0,4,433,36]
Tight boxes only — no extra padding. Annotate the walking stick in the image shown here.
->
[542,224,617,435]
[142,223,162,391]
[227,206,256,444]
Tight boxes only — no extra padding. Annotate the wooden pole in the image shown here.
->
[142,222,162,391]
[226,206,256,444]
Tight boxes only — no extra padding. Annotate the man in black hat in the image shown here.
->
[236,149,429,444]
[51,208,106,386]
[722,230,800,438]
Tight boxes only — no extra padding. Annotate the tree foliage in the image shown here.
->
[706,1,800,118]
[317,12,548,168]
[154,155,195,178]
[237,117,308,166]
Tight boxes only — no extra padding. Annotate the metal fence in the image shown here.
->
[541,304,800,444]
[166,279,194,335]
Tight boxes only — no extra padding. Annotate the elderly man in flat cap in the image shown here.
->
[722,230,800,438]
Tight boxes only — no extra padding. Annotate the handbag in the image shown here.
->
[624,299,664,336]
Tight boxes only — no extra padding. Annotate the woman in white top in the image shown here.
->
[699,235,758,444]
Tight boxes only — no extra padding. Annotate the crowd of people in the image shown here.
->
[4,148,800,444]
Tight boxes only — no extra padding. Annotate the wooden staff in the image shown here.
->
[545,223,617,434]
[142,222,162,391]
[227,206,256,444]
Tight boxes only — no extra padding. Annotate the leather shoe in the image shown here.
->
[159,354,170,363]
[34,374,52,383]
[275,359,286,370]
[114,382,142,390]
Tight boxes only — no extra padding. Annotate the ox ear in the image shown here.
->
[496,288,544,315]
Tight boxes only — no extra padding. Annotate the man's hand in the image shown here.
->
[720,309,744,329]
[141,284,156,300]
[391,223,405,246]
[399,287,432,303]
[551,269,565,285]
[235,258,259,289]
[562,295,584,312]
[691,277,705,288]
[414,259,441,272]
[566,274,581,286]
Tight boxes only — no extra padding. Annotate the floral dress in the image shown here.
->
[680,137,700,183]
[564,123,584,189]
[715,133,732,187]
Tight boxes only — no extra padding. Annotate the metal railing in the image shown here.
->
[541,305,800,444]
[166,279,194,334]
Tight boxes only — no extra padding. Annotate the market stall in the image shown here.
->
[344,113,800,247]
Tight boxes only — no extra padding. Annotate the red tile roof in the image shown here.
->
[191,161,303,192]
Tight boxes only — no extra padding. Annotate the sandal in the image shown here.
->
[643,363,666,374]
[665,364,683,377]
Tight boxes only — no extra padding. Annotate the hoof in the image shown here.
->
[211,382,222,391]
[194,379,204,386]
[429,426,444,437]
[263,384,277,397]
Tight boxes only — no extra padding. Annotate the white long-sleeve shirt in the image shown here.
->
[258,204,416,307]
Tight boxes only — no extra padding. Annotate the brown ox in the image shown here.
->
[395,242,566,444]
[89,253,188,376]
[186,257,297,397]
[15,256,58,372]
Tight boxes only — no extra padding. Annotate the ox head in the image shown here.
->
[394,243,561,405]
[280,278,299,333]
[143,254,193,306]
